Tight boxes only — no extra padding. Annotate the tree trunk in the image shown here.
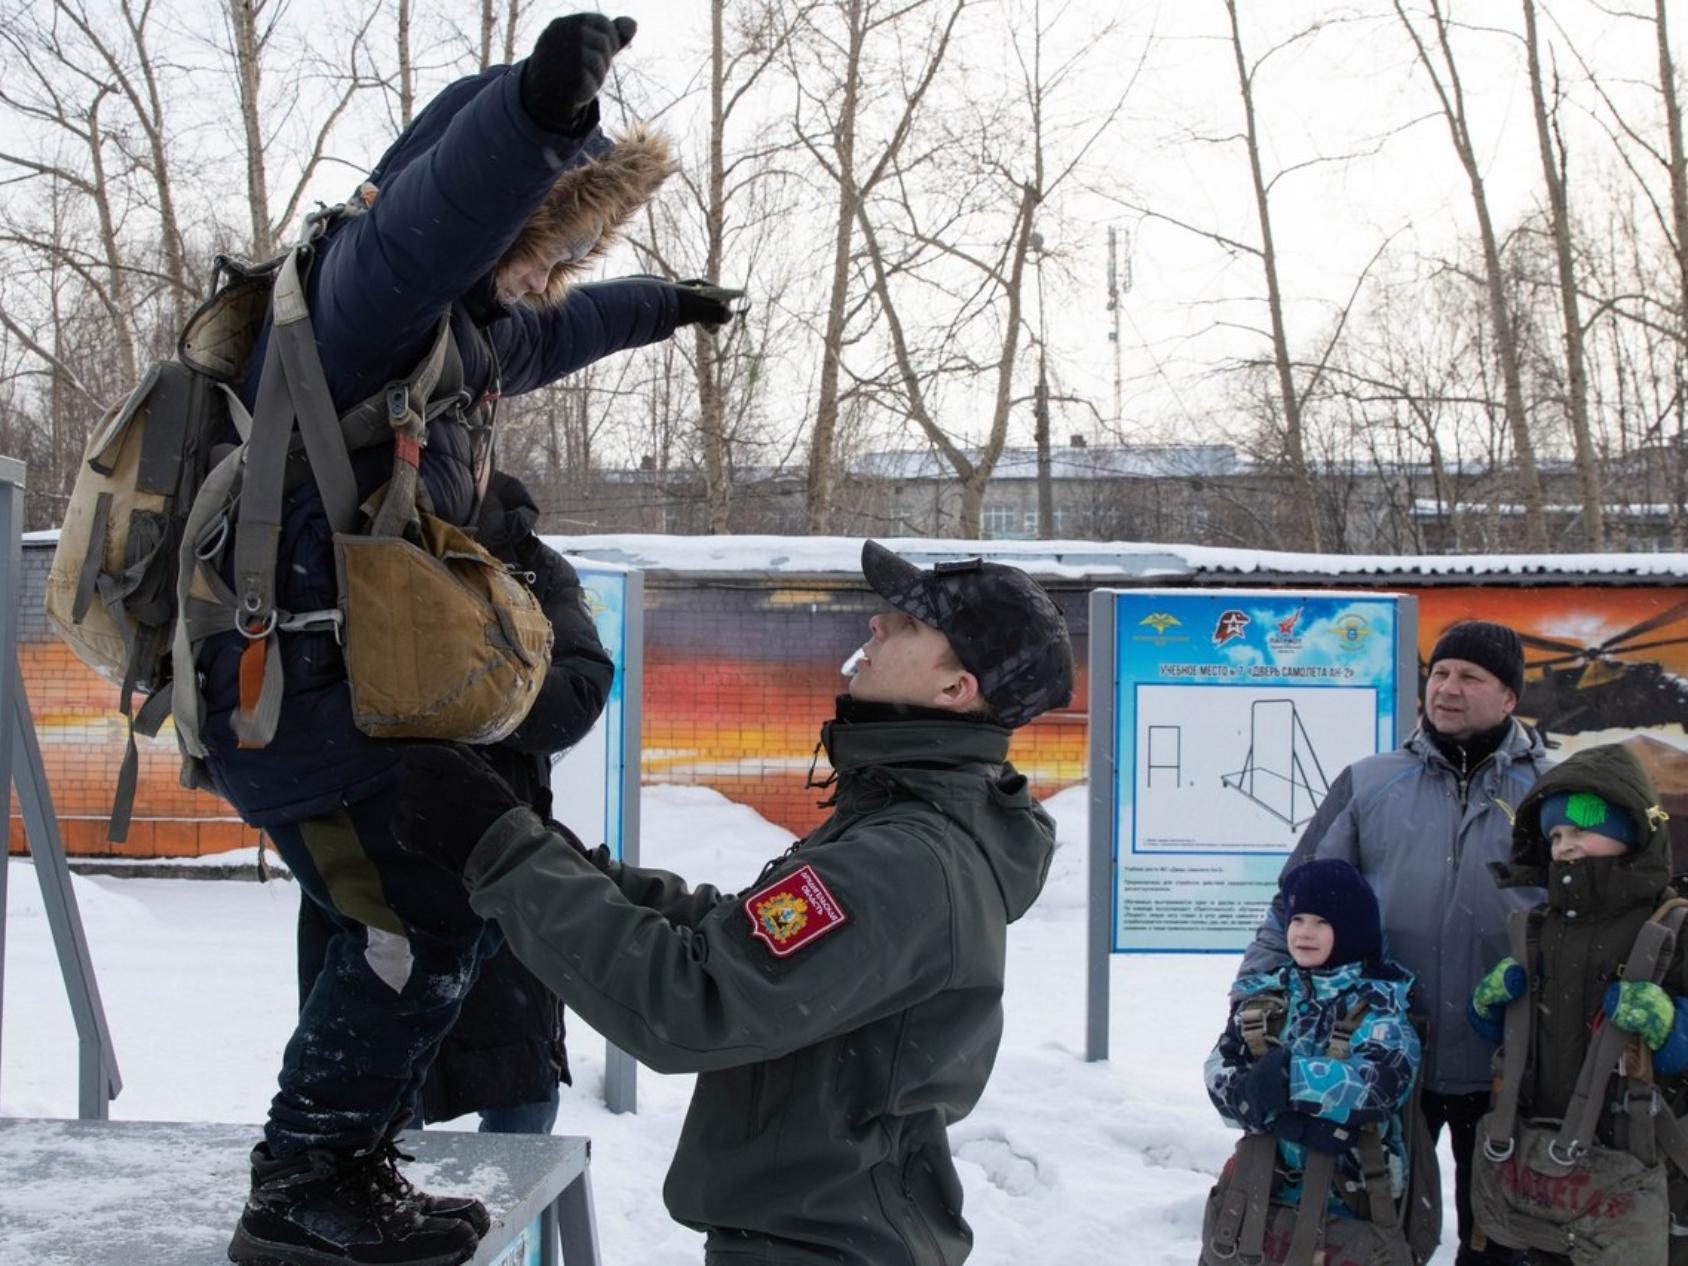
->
[85,90,139,386]
[697,0,732,534]
[1225,0,1321,551]
[1522,0,1600,547]
[1658,0,1688,352]
[229,0,273,257]
[503,0,521,65]
[398,0,414,127]
[1034,357,1053,537]
[1397,0,1549,550]
[805,0,864,535]
[479,0,496,70]
[119,0,193,321]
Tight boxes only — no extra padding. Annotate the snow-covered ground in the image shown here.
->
[1,785,1463,1264]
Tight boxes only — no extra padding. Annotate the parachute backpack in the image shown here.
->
[1200,996,1442,1266]
[46,202,552,839]
[1471,897,1688,1266]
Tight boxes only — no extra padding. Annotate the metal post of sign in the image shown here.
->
[0,456,16,1088]
[0,457,122,1116]
[1085,588,1116,1063]
[604,569,643,1115]
[1396,595,1420,742]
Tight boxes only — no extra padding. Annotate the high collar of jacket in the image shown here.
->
[1423,716,1512,773]
[1408,716,1540,775]
[817,700,1051,923]
[1492,743,1672,912]
[821,699,1012,776]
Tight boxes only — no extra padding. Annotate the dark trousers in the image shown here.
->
[1422,1089,1528,1266]
[264,783,499,1157]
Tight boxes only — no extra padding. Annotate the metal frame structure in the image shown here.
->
[0,456,122,1116]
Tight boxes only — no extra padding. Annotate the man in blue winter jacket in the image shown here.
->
[210,15,740,1266]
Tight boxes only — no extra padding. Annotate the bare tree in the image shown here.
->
[1521,0,1600,546]
[1220,0,1322,550]
[1393,0,1548,550]
[218,0,383,257]
[786,0,964,533]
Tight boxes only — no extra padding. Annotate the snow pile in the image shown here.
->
[0,784,1464,1264]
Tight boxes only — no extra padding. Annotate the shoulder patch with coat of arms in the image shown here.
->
[744,863,848,957]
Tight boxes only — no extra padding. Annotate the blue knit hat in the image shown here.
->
[1539,791,1639,849]
[1280,858,1382,968]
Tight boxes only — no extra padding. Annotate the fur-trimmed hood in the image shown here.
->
[362,65,672,311]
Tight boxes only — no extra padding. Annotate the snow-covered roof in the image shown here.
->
[532,532,1688,583]
[22,528,1684,582]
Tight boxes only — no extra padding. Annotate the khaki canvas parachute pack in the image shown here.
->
[1200,996,1442,1266]
[46,202,553,839]
[1472,897,1688,1266]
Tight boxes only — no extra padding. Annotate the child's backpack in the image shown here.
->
[1472,897,1688,1266]
[1200,996,1442,1266]
[45,204,552,840]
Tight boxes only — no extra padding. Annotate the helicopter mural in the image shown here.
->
[1416,588,1688,872]
[1512,597,1688,735]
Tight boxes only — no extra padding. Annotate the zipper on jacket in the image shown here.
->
[900,1153,946,1265]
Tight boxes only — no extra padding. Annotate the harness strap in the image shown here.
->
[271,252,359,536]
[1656,1106,1688,1176]
[171,443,247,758]
[1482,907,1540,1160]
[1238,994,1287,1060]
[1549,903,1686,1169]
[1285,1148,1336,1265]
[1209,1132,1276,1261]
[1354,1129,1398,1228]
[1327,999,1369,1060]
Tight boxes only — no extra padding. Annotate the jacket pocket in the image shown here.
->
[899,1140,971,1266]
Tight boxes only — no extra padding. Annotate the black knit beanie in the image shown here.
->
[1280,858,1382,969]
[1428,620,1526,698]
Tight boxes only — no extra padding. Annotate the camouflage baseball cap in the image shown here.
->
[860,541,1075,728]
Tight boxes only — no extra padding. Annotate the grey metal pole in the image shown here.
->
[1085,588,1117,1062]
[0,455,21,1096]
[1396,595,1420,745]
[604,569,643,1115]
[13,663,123,1116]
[0,456,121,1117]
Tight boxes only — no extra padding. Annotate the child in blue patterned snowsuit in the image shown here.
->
[1207,858,1422,1212]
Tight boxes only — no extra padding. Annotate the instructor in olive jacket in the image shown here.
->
[394,542,1075,1266]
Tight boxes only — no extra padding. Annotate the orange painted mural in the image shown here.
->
[11,548,1688,861]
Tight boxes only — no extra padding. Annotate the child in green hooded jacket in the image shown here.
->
[1467,742,1688,1264]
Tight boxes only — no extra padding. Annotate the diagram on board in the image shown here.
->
[1219,698,1330,829]
[1132,684,1376,853]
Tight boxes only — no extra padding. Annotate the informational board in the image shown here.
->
[540,554,643,1113]
[1085,588,1416,1058]
[548,562,640,864]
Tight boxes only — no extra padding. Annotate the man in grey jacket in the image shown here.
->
[1239,619,1549,1266]
[392,542,1075,1265]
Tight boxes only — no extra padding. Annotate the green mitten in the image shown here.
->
[1604,980,1674,1050]
[1471,956,1526,1021]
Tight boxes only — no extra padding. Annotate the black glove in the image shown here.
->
[1274,1109,1359,1157]
[521,13,637,134]
[671,278,747,334]
[1234,1045,1291,1130]
[392,743,522,874]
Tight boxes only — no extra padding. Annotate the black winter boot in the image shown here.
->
[227,1141,481,1266]
[370,1128,491,1239]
